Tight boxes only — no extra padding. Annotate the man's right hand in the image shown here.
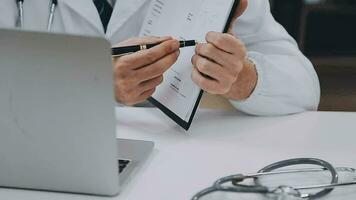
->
[113,36,180,106]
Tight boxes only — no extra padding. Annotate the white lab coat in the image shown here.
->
[0,0,320,116]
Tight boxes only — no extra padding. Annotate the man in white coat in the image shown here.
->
[0,0,320,116]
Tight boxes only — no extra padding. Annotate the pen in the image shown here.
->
[112,40,198,57]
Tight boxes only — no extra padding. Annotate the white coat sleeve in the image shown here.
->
[229,0,320,116]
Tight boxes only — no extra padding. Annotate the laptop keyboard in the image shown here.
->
[118,159,131,174]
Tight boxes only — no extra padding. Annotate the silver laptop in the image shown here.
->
[0,28,154,196]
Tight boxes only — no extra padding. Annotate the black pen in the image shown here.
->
[112,40,198,57]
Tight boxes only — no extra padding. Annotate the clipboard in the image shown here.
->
[145,0,241,130]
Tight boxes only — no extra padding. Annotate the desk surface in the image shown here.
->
[1,108,356,200]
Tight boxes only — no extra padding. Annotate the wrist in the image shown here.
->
[223,58,258,100]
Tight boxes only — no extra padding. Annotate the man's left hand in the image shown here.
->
[192,32,247,95]
[191,0,258,100]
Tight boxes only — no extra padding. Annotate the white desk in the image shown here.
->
[1,107,356,200]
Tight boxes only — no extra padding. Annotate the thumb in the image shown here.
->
[228,0,248,33]
[234,0,248,19]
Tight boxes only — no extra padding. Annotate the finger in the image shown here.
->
[228,0,248,32]
[136,50,180,82]
[205,32,241,54]
[136,88,156,103]
[195,43,235,67]
[192,55,229,82]
[138,75,164,94]
[195,43,244,75]
[192,67,222,94]
[233,0,248,20]
[115,36,172,47]
[118,39,180,69]
[115,86,139,106]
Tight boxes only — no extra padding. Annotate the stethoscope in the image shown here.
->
[16,0,58,31]
[192,158,356,200]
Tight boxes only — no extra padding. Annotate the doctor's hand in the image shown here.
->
[191,0,257,100]
[113,36,180,106]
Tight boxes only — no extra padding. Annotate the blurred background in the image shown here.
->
[269,0,356,111]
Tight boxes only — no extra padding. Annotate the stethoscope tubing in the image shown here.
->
[16,0,24,29]
[191,158,356,200]
[256,158,339,199]
[16,0,58,32]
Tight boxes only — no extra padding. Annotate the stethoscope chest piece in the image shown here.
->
[269,186,302,200]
